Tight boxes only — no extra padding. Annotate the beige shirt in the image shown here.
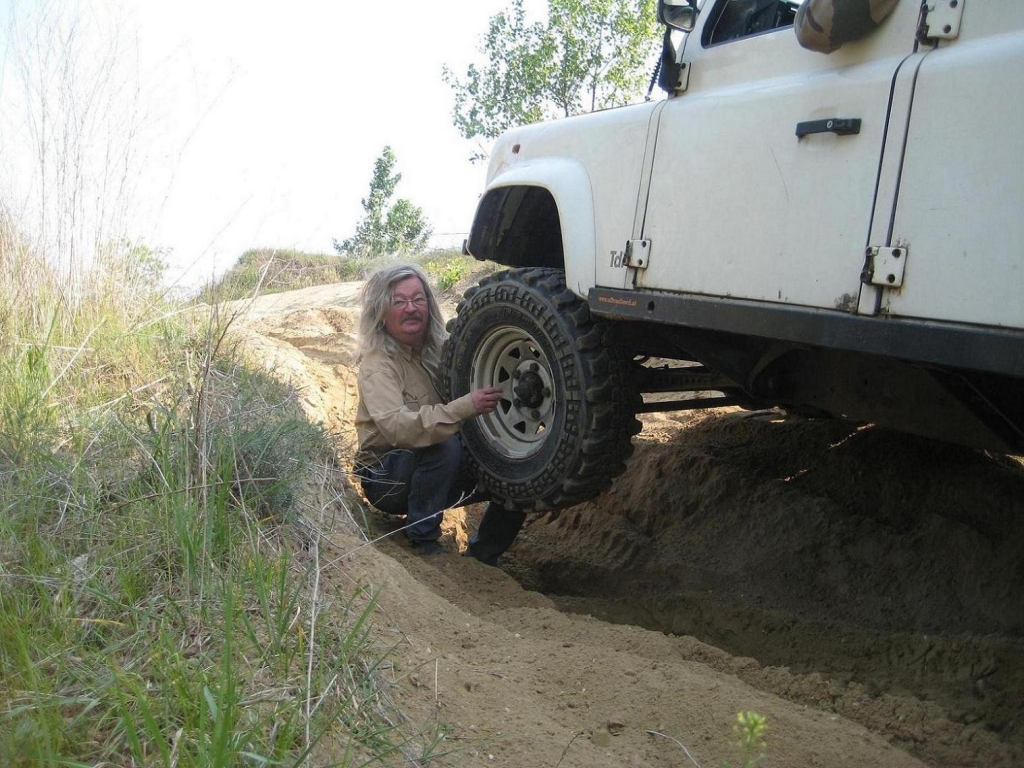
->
[355,343,477,466]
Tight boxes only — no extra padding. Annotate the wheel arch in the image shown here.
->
[466,159,596,292]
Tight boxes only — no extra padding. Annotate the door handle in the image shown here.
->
[795,118,861,138]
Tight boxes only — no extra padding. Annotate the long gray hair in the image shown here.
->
[357,262,447,365]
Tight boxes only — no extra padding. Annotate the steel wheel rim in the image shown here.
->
[471,324,557,459]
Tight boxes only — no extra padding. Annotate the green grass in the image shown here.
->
[419,250,478,291]
[1,8,460,758]
[0,232,448,767]
[199,246,487,303]
[196,248,365,304]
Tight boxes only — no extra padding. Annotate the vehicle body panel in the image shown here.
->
[478,102,661,294]
[463,0,1024,448]
[883,21,1024,327]
[637,0,922,311]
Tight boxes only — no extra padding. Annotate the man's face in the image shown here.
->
[384,276,429,349]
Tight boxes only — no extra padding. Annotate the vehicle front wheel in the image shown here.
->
[439,268,641,512]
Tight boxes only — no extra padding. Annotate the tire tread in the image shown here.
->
[440,267,641,512]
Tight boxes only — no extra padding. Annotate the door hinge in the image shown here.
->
[624,238,651,270]
[861,245,907,288]
[920,0,963,41]
[673,61,691,93]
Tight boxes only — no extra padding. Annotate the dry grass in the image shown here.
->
[0,5,444,764]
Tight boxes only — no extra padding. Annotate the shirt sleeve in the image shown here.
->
[358,365,478,449]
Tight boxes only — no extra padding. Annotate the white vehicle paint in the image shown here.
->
[450,0,1024,510]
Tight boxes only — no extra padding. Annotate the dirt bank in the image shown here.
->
[232,282,1023,767]
[514,411,1024,767]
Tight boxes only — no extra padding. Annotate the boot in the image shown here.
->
[464,503,526,566]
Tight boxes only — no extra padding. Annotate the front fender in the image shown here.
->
[468,158,596,297]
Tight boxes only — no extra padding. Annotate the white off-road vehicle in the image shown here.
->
[440,0,1024,511]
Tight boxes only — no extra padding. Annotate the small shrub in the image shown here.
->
[198,248,356,303]
[421,250,477,291]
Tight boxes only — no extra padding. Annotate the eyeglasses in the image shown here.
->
[390,296,428,310]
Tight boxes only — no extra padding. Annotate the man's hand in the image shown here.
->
[471,386,504,415]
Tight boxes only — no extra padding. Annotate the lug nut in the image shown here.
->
[531,409,541,419]
[513,398,522,408]
[529,362,539,372]
[543,387,551,398]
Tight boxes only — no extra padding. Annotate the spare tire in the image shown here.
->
[439,267,641,512]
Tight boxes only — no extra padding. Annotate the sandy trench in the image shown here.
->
[230,280,1024,768]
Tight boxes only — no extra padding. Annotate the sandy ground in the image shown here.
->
[229,280,1024,768]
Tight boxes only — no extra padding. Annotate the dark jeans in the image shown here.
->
[358,435,526,558]
[466,505,527,566]
[359,436,471,541]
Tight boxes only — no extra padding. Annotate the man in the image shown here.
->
[354,262,526,561]
[794,0,899,53]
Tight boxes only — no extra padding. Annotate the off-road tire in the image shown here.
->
[439,267,642,512]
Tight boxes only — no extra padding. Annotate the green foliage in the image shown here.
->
[444,0,659,152]
[0,308,439,766]
[199,247,476,304]
[547,0,660,113]
[197,247,360,303]
[421,250,478,291]
[334,146,433,259]
[443,0,550,150]
[728,711,768,768]
[0,225,452,766]
[97,239,169,293]
[1,5,450,761]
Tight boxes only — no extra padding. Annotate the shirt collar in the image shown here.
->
[396,341,421,362]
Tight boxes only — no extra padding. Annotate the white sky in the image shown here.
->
[0,0,549,287]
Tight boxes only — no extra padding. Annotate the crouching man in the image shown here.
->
[353,262,525,562]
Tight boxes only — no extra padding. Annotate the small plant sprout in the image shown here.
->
[730,711,767,768]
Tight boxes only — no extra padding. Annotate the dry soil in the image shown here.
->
[230,280,1024,768]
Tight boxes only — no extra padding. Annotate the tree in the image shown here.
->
[443,0,658,153]
[334,147,432,258]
